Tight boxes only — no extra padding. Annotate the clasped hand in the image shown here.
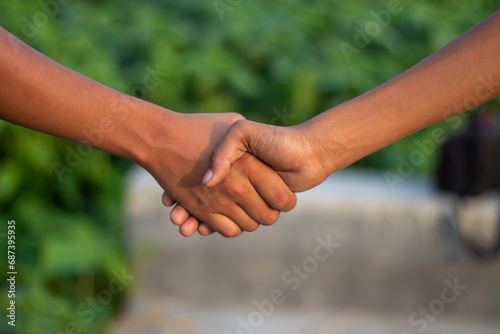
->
[159,116,333,237]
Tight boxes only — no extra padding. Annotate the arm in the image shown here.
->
[203,10,500,191]
[170,10,500,232]
[0,27,297,237]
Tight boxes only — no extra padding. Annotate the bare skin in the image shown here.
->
[0,27,297,237]
[170,10,500,235]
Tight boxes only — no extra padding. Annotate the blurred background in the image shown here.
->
[1,1,500,333]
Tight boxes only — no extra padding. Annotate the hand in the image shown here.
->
[168,119,335,234]
[203,120,331,192]
[143,113,297,237]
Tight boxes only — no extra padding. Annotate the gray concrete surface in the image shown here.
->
[109,167,500,334]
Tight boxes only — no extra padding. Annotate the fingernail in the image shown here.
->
[202,169,213,185]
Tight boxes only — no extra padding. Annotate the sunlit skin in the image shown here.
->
[0,27,297,238]
[169,10,500,235]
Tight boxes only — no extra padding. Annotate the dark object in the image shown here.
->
[437,110,500,259]
[438,113,500,196]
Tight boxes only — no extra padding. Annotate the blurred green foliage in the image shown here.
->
[0,1,499,333]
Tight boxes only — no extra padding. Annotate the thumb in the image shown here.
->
[202,119,253,187]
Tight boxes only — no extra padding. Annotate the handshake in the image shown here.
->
[2,10,498,238]
[118,10,500,238]
[147,112,339,238]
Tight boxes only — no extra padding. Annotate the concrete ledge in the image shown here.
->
[111,166,500,333]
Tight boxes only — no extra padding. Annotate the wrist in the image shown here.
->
[298,110,351,175]
[118,99,179,170]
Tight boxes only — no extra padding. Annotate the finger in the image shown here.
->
[198,223,214,236]
[245,156,297,212]
[203,120,251,187]
[179,216,200,237]
[170,203,191,226]
[229,205,260,232]
[162,192,176,206]
[205,213,243,238]
[219,170,280,227]
[205,200,259,233]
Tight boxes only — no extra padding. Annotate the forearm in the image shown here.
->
[0,27,173,166]
[308,10,500,174]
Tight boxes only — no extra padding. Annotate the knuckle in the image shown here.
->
[231,118,249,135]
[261,210,280,226]
[243,222,260,232]
[220,224,242,238]
[240,219,260,232]
[227,112,245,122]
[285,193,298,212]
[223,180,248,198]
[271,191,293,211]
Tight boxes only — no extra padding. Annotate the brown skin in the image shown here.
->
[145,113,297,237]
[0,27,297,238]
[171,10,500,235]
